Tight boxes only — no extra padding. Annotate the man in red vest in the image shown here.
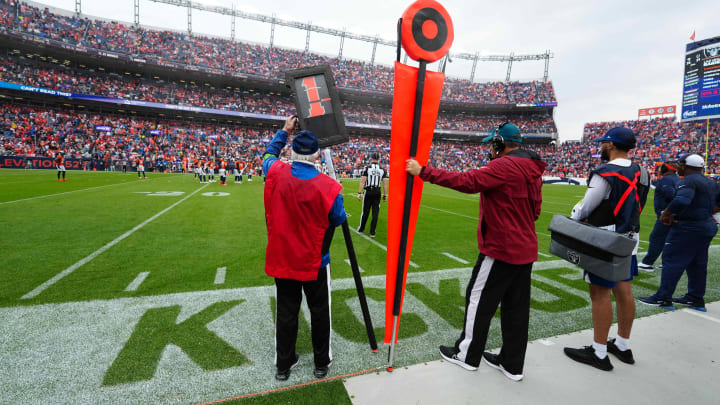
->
[263,116,346,382]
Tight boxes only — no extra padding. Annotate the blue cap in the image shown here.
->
[291,130,319,155]
[481,123,522,143]
[594,127,636,148]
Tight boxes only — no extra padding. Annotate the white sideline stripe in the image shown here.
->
[0,181,134,205]
[344,259,365,273]
[442,252,469,264]
[124,272,149,292]
[537,252,552,257]
[214,267,227,284]
[350,227,419,268]
[682,309,720,324]
[21,184,209,299]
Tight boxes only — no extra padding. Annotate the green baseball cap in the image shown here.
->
[481,123,522,143]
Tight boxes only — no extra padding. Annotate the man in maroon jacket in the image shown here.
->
[406,122,546,381]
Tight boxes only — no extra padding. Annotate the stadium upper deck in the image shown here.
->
[0,0,556,106]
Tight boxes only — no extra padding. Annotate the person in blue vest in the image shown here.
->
[564,127,650,371]
[638,154,718,312]
[263,115,346,381]
[638,161,680,271]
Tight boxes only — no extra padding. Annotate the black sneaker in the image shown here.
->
[672,295,707,312]
[482,352,523,381]
[607,339,635,364]
[275,354,300,381]
[439,345,477,371]
[564,346,613,371]
[637,295,675,310]
[313,360,332,378]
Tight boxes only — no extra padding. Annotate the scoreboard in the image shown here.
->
[682,35,720,121]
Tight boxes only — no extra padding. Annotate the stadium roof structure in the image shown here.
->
[148,0,554,82]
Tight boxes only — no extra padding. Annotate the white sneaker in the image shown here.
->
[638,263,654,272]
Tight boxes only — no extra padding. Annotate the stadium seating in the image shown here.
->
[0,54,557,134]
[0,1,557,105]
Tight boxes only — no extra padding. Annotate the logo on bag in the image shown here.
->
[567,250,581,265]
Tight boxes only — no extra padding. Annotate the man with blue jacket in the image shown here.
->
[638,161,679,271]
[263,116,346,381]
[639,154,718,312]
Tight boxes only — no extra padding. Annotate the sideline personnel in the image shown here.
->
[638,161,679,271]
[564,127,649,371]
[406,122,545,381]
[356,152,388,237]
[638,154,718,312]
[263,116,346,381]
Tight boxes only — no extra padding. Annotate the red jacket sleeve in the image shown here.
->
[419,161,506,194]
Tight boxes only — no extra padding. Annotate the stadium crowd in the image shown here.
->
[0,53,557,134]
[1,102,716,178]
[0,0,557,105]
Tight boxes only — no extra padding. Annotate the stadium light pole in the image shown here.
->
[231,3,236,42]
[187,4,192,35]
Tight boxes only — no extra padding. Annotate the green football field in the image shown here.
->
[1,169,718,404]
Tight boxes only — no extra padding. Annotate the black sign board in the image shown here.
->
[284,65,348,147]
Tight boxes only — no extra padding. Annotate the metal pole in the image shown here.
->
[388,59,427,372]
[506,52,513,82]
[338,28,346,59]
[543,50,550,82]
[323,149,378,351]
[75,0,81,16]
[269,14,275,48]
[305,21,311,52]
[134,0,140,26]
[371,37,378,66]
[231,3,236,42]
[470,52,478,82]
[341,221,378,351]
[705,117,710,175]
[187,4,192,35]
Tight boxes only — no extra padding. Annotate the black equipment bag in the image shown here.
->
[548,215,636,281]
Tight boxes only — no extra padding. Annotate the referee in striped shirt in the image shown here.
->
[356,153,388,237]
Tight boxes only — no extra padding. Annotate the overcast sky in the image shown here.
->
[32,0,720,141]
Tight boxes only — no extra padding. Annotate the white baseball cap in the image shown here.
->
[683,154,704,168]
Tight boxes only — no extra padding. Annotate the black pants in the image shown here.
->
[454,254,532,373]
[358,188,381,234]
[275,266,331,370]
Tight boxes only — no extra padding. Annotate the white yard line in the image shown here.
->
[349,227,419,268]
[124,272,149,292]
[442,252,469,264]
[21,184,209,299]
[0,181,136,205]
[423,204,552,239]
[214,267,227,284]
[421,204,476,220]
[537,252,552,257]
[422,191,477,201]
[344,259,365,273]
[682,309,720,324]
